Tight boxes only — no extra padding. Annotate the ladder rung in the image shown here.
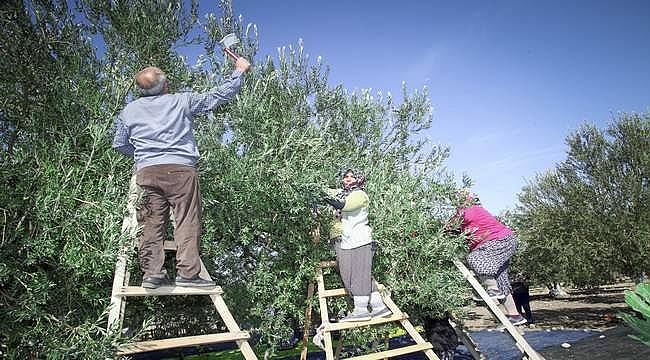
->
[319,260,337,268]
[116,331,250,355]
[325,313,408,332]
[320,285,386,299]
[346,343,433,360]
[320,288,348,298]
[116,285,223,297]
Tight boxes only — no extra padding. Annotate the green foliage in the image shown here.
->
[622,283,650,347]
[194,36,466,349]
[512,113,650,286]
[0,0,128,356]
[1,0,466,357]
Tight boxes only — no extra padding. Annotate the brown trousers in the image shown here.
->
[136,164,202,279]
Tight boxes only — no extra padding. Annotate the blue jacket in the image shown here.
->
[112,70,243,170]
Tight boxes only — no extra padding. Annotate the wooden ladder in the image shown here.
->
[453,260,544,360]
[303,261,440,360]
[447,316,485,360]
[107,240,257,358]
[107,175,257,358]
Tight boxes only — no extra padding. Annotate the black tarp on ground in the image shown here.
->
[135,326,648,359]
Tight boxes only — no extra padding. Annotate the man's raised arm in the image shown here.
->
[187,57,251,115]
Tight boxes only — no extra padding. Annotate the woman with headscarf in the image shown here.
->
[324,168,390,322]
[448,190,527,326]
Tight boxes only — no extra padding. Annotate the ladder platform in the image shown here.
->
[116,331,250,355]
[347,343,433,360]
[325,313,408,332]
[116,285,223,297]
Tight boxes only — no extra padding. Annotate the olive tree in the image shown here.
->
[1,0,468,356]
[513,113,650,287]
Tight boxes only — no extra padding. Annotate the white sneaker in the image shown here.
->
[496,315,528,330]
[340,310,372,322]
[369,306,392,318]
[312,324,326,349]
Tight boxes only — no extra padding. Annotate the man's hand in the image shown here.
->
[235,57,251,72]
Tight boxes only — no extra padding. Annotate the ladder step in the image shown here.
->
[346,343,433,360]
[320,287,348,298]
[116,285,223,297]
[320,285,386,299]
[319,260,337,268]
[116,331,250,355]
[325,313,408,332]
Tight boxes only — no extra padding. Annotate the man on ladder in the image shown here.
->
[112,57,251,289]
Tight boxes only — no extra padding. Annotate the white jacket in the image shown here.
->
[340,189,373,249]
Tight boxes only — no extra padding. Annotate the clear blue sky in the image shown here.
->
[196,0,650,213]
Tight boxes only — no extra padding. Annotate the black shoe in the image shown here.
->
[175,275,216,288]
[141,276,170,289]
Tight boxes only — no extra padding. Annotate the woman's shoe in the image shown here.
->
[340,310,372,322]
[496,314,528,330]
[486,288,505,300]
[369,306,392,318]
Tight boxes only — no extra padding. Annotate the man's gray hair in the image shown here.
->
[139,73,167,96]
